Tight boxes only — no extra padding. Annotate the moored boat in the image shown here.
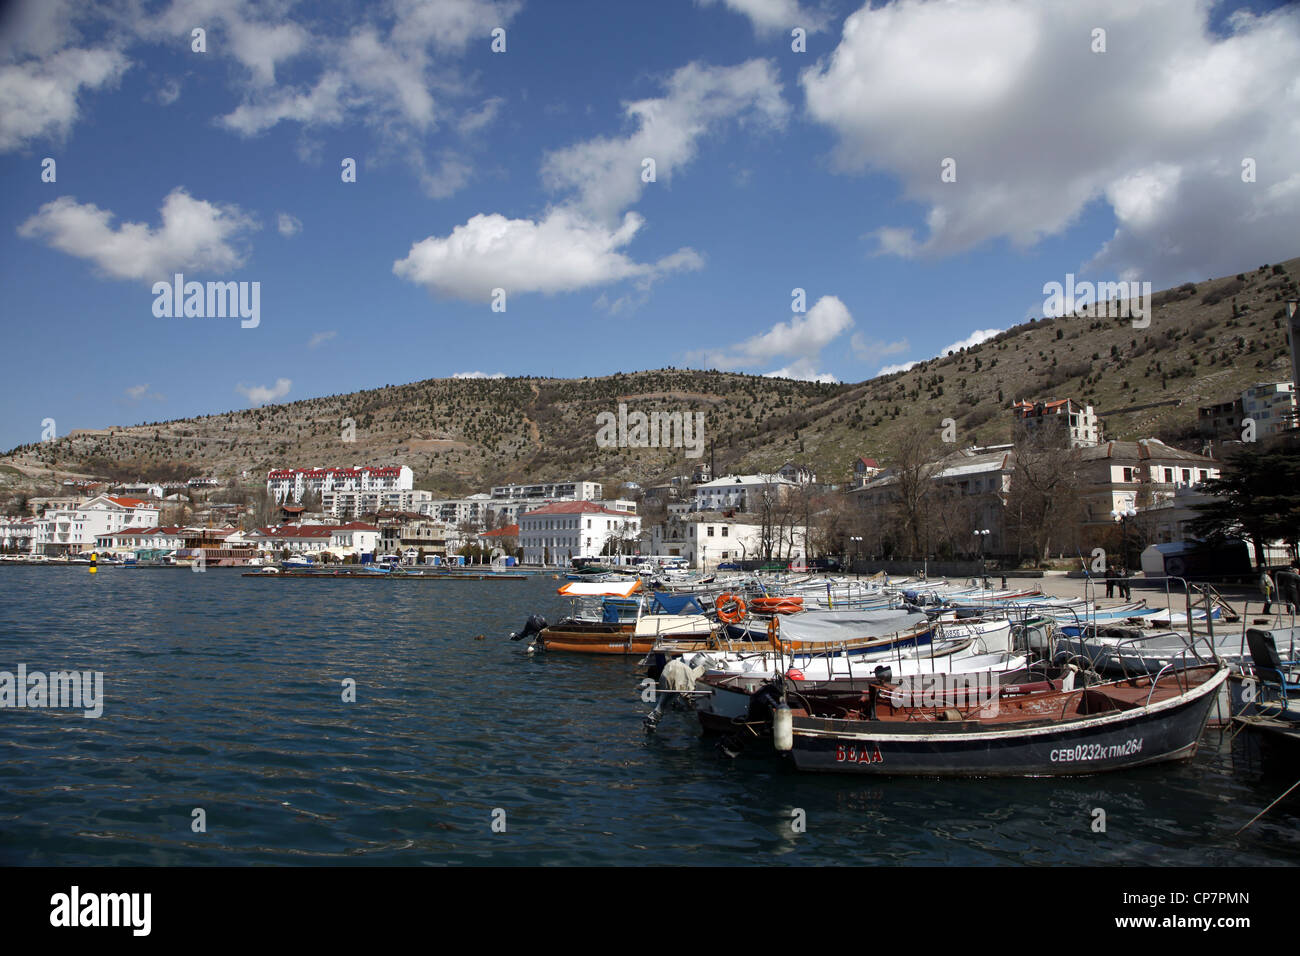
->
[787,663,1228,776]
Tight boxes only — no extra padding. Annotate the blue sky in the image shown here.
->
[2,0,1297,453]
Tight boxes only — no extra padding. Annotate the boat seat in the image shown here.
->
[1246,628,1300,700]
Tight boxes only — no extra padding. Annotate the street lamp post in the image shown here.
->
[850,535,863,577]
[1110,505,1136,571]
[973,529,990,590]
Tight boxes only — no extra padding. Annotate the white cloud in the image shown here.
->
[941,328,1003,355]
[764,360,839,383]
[873,327,1003,377]
[541,59,789,223]
[688,294,854,375]
[124,383,164,401]
[851,333,908,359]
[417,151,474,199]
[452,371,506,379]
[206,0,521,137]
[277,212,302,237]
[307,331,335,349]
[18,187,258,281]
[237,378,291,405]
[802,0,1300,284]
[0,47,128,151]
[696,0,830,35]
[394,207,702,301]
[458,96,503,136]
[155,78,181,105]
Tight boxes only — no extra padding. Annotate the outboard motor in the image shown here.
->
[873,665,893,683]
[509,614,548,643]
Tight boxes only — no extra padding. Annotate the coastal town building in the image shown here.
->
[692,474,797,512]
[777,461,816,484]
[490,480,601,502]
[852,457,882,487]
[519,501,640,565]
[266,466,413,504]
[645,512,810,569]
[31,496,162,556]
[1075,439,1220,530]
[321,487,432,518]
[849,446,1014,554]
[1012,398,1101,447]
[1197,397,1245,441]
[1241,382,1297,438]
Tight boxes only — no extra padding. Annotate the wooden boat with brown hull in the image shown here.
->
[787,663,1229,776]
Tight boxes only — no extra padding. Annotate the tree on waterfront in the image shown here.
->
[1188,443,1300,565]
[1005,426,1081,564]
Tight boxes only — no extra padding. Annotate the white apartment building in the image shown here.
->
[1012,399,1101,447]
[1076,439,1220,527]
[0,516,37,552]
[1241,382,1297,438]
[321,487,432,518]
[490,480,602,502]
[266,466,413,503]
[33,496,162,556]
[646,513,810,569]
[519,501,640,565]
[692,474,797,512]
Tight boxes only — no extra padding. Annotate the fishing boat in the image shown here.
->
[1055,623,1247,674]
[787,663,1229,776]
[511,580,714,654]
[697,648,1033,732]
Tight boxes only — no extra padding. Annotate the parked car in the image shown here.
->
[808,557,842,571]
[717,562,742,571]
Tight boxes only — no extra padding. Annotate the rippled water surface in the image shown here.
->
[1,567,1297,865]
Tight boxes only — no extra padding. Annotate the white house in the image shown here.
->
[519,501,640,565]
[692,474,797,512]
[646,512,810,569]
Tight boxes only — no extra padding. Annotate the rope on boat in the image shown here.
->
[1235,776,1300,835]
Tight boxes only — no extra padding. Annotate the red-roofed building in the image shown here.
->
[266,465,413,504]
[1012,398,1100,447]
[853,456,881,486]
[519,501,640,565]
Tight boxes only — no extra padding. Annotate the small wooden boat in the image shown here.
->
[787,663,1228,776]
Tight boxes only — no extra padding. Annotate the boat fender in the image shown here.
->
[786,668,805,681]
[773,702,793,752]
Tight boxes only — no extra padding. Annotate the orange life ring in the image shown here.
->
[752,596,804,614]
[715,593,747,624]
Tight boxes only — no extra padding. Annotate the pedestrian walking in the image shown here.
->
[1260,568,1275,614]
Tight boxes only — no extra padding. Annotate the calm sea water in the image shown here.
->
[0,567,1297,866]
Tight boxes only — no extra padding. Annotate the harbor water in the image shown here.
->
[1,568,1297,866]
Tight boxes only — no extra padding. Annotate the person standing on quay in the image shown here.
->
[1260,568,1275,615]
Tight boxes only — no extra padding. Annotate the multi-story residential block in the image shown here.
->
[1197,398,1245,440]
[849,447,1014,553]
[490,480,602,502]
[692,474,797,512]
[519,501,640,565]
[266,466,413,503]
[645,512,809,569]
[1012,398,1101,447]
[1075,439,1220,529]
[33,496,162,556]
[1241,382,1297,438]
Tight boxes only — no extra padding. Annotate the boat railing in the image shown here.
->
[1144,660,1191,708]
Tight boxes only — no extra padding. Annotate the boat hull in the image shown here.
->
[790,667,1227,776]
